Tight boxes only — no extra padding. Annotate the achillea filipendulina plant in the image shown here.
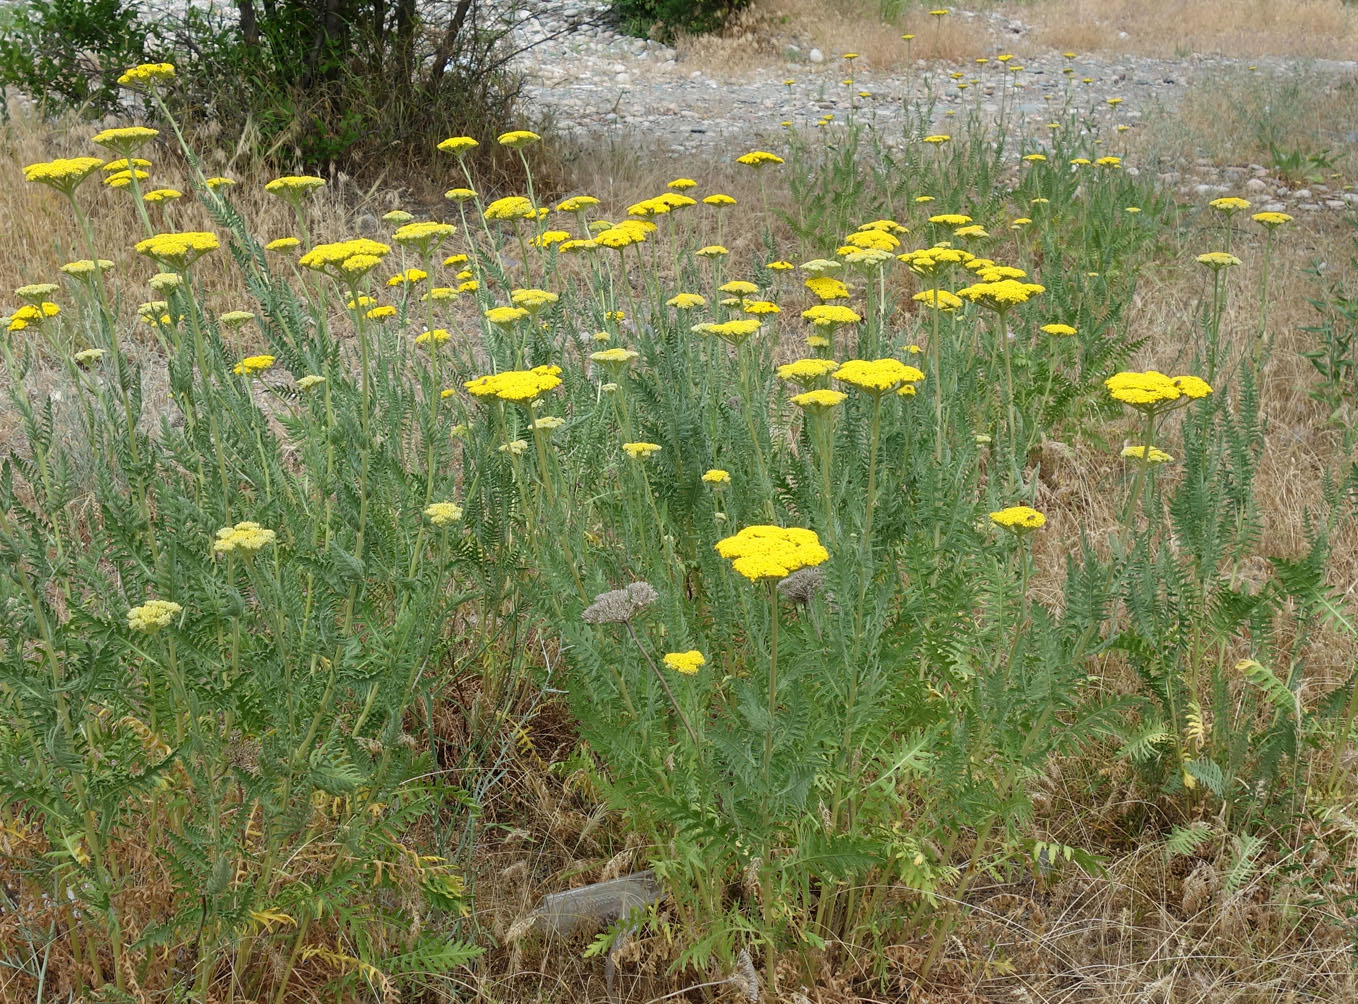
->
[2,61,1353,1004]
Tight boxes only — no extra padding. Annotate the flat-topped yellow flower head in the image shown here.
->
[233,354,276,376]
[485,305,530,326]
[1121,445,1173,464]
[127,599,182,633]
[736,150,784,167]
[667,292,707,309]
[135,231,220,269]
[1197,251,1241,270]
[117,62,175,87]
[989,506,1046,532]
[715,525,829,583]
[424,502,464,526]
[804,276,850,301]
[955,278,1045,310]
[393,221,456,253]
[299,238,391,277]
[1104,371,1212,413]
[497,129,541,148]
[24,157,105,196]
[438,136,478,157]
[777,357,839,386]
[591,347,640,366]
[622,441,661,460]
[834,358,925,395]
[791,388,848,412]
[265,175,326,202]
[484,196,537,221]
[464,364,562,403]
[1252,211,1292,229]
[718,279,760,295]
[843,229,900,251]
[510,288,559,312]
[913,289,962,311]
[213,521,277,555]
[801,304,861,328]
[663,650,706,674]
[92,126,158,155]
[707,319,762,344]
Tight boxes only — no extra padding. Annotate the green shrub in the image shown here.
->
[0,0,157,115]
[0,0,530,177]
[608,0,754,40]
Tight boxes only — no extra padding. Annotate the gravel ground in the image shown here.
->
[507,2,1358,212]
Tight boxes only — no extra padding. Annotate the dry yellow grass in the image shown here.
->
[1020,0,1358,58]
[675,0,994,75]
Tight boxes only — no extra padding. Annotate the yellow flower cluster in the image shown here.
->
[736,150,785,167]
[510,288,558,311]
[1104,370,1212,410]
[702,469,731,484]
[715,525,829,582]
[92,126,158,151]
[438,136,478,156]
[498,130,541,147]
[8,302,60,331]
[623,442,661,459]
[663,650,706,675]
[23,157,105,193]
[791,388,847,412]
[117,62,175,87]
[989,506,1046,531]
[667,293,706,309]
[299,238,391,276]
[695,319,762,344]
[387,268,428,287]
[233,354,276,376]
[424,502,464,526]
[834,358,925,395]
[212,521,277,555]
[777,358,838,385]
[464,365,562,403]
[265,175,326,197]
[393,221,457,250]
[804,276,850,301]
[1121,445,1173,463]
[484,196,537,221]
[912,289,962,310]
[485,306,529,326]
[956,278,1046,309]
[801,304,861,328]
[60,258,115,278]
[134,231,220,268]
[1252,211,1292,228]
[126,599,183,633]
[1196,251,1241,269]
